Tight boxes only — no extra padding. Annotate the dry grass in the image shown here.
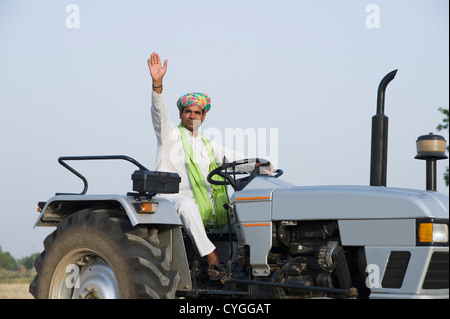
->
[0,283,33,299]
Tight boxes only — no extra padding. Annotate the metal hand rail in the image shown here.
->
[56,155,149,195]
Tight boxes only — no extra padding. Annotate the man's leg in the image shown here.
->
[168,194,216,258]
[168,194,223,279]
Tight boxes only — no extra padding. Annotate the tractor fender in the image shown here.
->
[34,194,182,227]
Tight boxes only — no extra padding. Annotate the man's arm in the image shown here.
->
[148,52,175,144]
[210,140,255,172]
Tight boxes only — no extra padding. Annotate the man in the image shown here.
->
[147,52,271,280]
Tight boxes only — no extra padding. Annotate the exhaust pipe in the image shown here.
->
[370,69,398,187]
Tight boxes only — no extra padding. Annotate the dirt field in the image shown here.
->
[0,284,33,299]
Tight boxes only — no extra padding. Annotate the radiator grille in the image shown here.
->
[422,252,449,289]
[381,251,411,289]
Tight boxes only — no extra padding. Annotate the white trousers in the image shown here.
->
[167,194,216,257]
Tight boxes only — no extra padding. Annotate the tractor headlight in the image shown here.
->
[417,219,449,246]
[430,224,449,242]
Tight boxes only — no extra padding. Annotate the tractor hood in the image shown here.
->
[271,185,449,220]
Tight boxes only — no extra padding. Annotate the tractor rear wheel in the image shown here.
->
[29,209,179,299]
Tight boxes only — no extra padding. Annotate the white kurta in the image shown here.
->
[151,91,251,256]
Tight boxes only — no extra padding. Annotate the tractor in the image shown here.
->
[30,71,448,299]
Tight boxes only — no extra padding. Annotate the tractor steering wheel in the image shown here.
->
[207,158,283,191]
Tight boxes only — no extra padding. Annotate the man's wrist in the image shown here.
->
[152,80,163,92]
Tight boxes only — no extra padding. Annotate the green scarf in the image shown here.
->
[178,124,228,227]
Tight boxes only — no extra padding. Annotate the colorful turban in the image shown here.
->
[176,92,211,113]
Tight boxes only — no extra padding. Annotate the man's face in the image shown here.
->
[179,105,206,132]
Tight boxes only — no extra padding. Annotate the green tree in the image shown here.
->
[436,107,449,186]
[18,253,40,270]
[0,246,17,270]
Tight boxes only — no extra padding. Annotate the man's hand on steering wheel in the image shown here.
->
[254,161,274,175]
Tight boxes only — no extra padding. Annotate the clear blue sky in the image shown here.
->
[0,0,448,258]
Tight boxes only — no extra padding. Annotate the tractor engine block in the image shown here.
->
[265,221,352,298]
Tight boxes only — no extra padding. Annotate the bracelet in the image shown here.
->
[152,84,162,89]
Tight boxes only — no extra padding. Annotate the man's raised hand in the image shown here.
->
[148,52,167,92]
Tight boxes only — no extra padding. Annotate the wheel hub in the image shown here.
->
[75,257,119,299]
[50,250,120,299]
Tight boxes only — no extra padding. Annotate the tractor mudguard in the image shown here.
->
[34,194,182,227]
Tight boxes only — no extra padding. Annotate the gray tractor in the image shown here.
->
[30,71,448,299]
